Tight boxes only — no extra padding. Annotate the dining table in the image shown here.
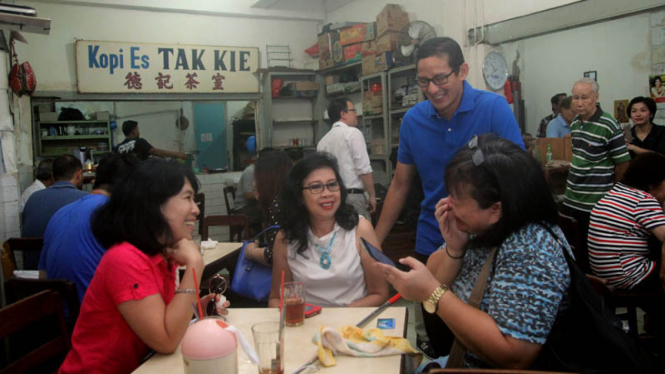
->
[132,306,409,374]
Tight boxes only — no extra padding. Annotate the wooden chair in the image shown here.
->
[194,193,206,236]
[557,213,588,273]
[5,237,44,271]
[0,290,71,374]
[223,186,237,215]
[4,278,80,330]
[201,214,250,242]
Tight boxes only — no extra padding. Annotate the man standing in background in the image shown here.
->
[19,158,53,213]
[537,93,567,137]
[115,120,188,161]
[317,97,376,219]
[546,95,575,138]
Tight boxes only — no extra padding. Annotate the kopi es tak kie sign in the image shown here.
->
[76,40,259,93]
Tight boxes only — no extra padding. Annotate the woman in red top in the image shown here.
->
[60,159,228,374]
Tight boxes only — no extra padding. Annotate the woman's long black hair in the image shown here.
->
[444,134,559,248]
[92,159,199,256]
[278,152,359,255]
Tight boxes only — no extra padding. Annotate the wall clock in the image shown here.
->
[482,50,509,91]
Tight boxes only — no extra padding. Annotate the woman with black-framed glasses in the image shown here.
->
[267,152,389,308]
[376,135,572,369]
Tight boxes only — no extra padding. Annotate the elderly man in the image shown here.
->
[537,93,566,138]
[317,97,376,219]
[19,159,54,213]
[546,96,575,138]
[562,78,630,249]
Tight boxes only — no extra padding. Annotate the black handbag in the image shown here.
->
[535,225,660,374]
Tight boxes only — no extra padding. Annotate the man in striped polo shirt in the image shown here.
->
[562,78,631,249]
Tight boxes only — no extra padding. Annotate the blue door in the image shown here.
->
[194,103,226,169]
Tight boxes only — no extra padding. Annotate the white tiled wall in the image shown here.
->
[0,174,21,242]
[196,173,233,241]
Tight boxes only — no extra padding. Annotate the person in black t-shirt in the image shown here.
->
[626,96,665,156]
[115,120,188,161]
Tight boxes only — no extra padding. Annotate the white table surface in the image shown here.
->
[133,306,408,374]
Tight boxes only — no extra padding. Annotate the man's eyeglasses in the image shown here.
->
[467,135,484,166]
[302,181,340,194]
[345,108,357,113]
[416,68,459,88]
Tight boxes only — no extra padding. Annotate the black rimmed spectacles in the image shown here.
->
[302,181,340,194]
[467,135,484,166]
[415,68,459,88]
[345,108,357,113]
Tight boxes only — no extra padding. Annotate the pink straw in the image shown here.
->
[192,268,204,319]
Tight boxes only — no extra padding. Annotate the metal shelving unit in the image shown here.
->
[388,64,423,180]
[361,71,390,187]
[35,119,111,157]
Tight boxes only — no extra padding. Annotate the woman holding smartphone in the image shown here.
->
[376,135,571,369]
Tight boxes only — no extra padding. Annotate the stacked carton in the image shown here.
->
[340,23,377,64]
[362,4,409,76]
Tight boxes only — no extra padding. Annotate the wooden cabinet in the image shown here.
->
[35,120,111,157]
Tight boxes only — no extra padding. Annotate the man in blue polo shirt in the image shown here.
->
[38,153,139,303]
[22,154,88,269]
[374,37,523,357]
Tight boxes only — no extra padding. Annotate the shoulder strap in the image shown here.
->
[250,225,280,242]
[446,246,498,368]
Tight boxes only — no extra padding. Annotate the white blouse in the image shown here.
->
[287,220,368,308]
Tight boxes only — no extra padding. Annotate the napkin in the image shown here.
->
[201,238,219,250]
[313,325,421,367]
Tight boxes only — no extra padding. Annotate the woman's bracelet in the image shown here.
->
[445,245,465,260]
[175,288,198,294]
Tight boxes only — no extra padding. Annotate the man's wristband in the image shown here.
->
[175,288,198,294]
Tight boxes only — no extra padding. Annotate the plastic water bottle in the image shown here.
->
[546,144,553,163]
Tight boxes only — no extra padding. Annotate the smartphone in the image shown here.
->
[305,303,322,318]
[361,237,397,268]
[624,126,634,144]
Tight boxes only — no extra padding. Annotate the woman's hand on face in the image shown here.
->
[435,197,469,253]
[168,238,202,267]
[375,257,440,302]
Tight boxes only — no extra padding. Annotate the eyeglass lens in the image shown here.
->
[305,181,340,193]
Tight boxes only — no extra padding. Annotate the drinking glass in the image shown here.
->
[252,321,284,374]
[283,282,305,327]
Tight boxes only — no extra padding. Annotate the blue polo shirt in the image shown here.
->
[398,80,524,256]
[21,181,88,269]
[39,194,109,304]
[546,114,572,138]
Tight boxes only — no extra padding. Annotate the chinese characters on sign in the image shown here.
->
[76,41,259,93]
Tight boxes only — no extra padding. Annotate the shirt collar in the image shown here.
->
[428,80,474,119]
[34,179,46,189]
[50,181,77,189]
[333,121,350,128]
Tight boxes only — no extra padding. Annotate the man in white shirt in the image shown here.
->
[317,98,376,219]
[20,158,54,213]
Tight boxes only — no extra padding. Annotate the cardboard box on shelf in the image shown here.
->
[326,75,340,85]
[362,54,376,76]
[376,31,401,53]
[374,51,394,72]
[340,22,377,46]
[318,31,341,62]
[376,4,410,37]
[343,43,363,64]
[361,41,377,56]
[294,81,319,97]
[370,92,383,108]
[320,58,334,70]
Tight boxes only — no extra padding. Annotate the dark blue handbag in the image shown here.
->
[230,225,279,302]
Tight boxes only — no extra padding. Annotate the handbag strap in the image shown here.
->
[446,246,498,368]
[249,225,280,242]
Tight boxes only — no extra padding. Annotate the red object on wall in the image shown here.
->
[8,40,36,97]
[504,80,513,104]
[271,78,284,98]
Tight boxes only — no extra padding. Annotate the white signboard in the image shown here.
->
[76,40,259,93]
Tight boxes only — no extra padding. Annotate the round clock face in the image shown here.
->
[482,51,509,91]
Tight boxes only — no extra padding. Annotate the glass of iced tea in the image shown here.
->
[252,321,284,374]
[283,282,305,327]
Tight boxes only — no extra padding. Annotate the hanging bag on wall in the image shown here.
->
[8,40,36,97]
[231,225,280,302]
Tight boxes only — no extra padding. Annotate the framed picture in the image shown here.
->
[584,70,597,81]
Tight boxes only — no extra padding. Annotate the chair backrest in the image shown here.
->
[194,193,206,236]
[0,290,71,374]
[6,238,44,270]
[223,186,237,214]
[557,212,589,273]
[5,278,81,329]
[201,214,250,242]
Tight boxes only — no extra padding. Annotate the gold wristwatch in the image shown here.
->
[423,283,449,314]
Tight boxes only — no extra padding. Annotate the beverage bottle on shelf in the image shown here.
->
[546,144,553,163]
